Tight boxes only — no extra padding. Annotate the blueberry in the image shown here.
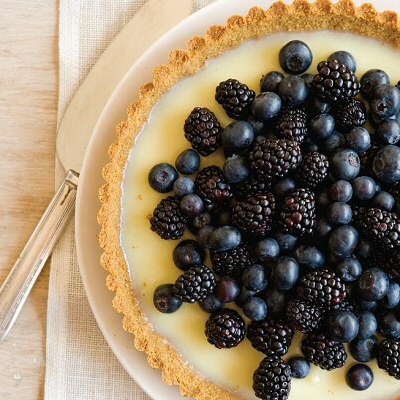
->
[370,84,400,119]
[301,73,314,88]
[251,92,282,121]
[274,232,297,253]
[352,176,376,201]
[350,336,378,362]
[175,149,200,175]
[358,299,378,312]
[354,237,373,259]
[329,180,353,202]
[357,267,389,301]
[221,120,255,153]
[328,50,356,72]
[309,113,335,140]
[307,96,331,116]
[208,226,241,251]
[381,281,400,309]
[279,40,313,74]
[242,264,268,292]
[272,177,296,198]
[331,149,360,181]
[346,364,374,391]
[345,127,371,153]
[247,116,266,136]
[336,257,362,282]
[260,71,285,92]
[173,177,195,196]
[199,294,223,313]
[173,240,205,271]
[148,163,178,192]
[242,296,268,321]
[360,68,390,98]
[196,225,215,249]
[316,217,333,239]
[254,238,280,262]
[321,130,346,153]
[180,194,204,218]
[223,155,250,183]
[261,287,288,315]
[153,284,182,313]
[372,190,395,211]
[376,119,400,145]
[328,225,359,258]
[372,144,400,184]
[378,310,400,338]
[317,189,331,209]
[278,75,308,106]
[294,245,325,269]
[215,276,240,303]
[325,310,359,342]
[188,212,213,234]
[235,286,256,307]
[288,356,310,379]
[357,311,378,339]
[271,257,299,291]
[327,202,353,225]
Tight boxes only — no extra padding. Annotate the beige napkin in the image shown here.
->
[45,1,215,399]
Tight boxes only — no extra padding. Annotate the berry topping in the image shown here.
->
[205,308,245,349]
[184,107,222,156]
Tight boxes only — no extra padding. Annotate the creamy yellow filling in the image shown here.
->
[121,31,400,399]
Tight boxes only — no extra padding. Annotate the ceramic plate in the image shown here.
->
[75,0,398,399]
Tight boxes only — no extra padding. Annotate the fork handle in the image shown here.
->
[0,170,79,340]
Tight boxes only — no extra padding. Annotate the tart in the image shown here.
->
[98,1,400,399]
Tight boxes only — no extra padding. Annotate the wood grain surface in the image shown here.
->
[0,1,58,399]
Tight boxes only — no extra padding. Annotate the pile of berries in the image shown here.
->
[149,40,400,399]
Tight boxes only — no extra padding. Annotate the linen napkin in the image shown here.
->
[45,1,215,399]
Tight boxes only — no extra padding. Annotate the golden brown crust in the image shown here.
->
[98,1,400,399]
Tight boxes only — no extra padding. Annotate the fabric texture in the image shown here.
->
[45,0,215,399]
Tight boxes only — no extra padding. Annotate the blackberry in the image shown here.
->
[184,107,222,156]
[205,308,245,349]
[295,151,329,188]
[247,318,294,356]
[297,269,347,309]
[333,99,367,131]
[249,138,302,181]
[150,196,187,240]
[353,207,400,251]
[313,59,360,103]
[210,242,253,277]
[173,265,216,303]
[253,355,292,400]
[389,182,400,202]
[195,166,232,211]
[215,78,255,119]
[286,298,325,333]
[234,174,271,199]
[232,193,276,236]
[373,251,400,282]
[377,338,400,379]
[301,333,347,370]
[275,108,308,143]
[279,188,316,236]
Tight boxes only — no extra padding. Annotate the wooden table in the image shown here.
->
[0,1,58,398]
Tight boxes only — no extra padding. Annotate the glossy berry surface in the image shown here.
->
[293,245,325,269]
[175,149,200,175]
[372,145,400,184]
[376,119,400,145]
[215,276,240,303]
[242,264,268,292]
[346,364,374,391]
[360,68,390,98]
[271,257,299,291]
[329,180,353,202]
[260,71,284,92]
[153,284,183,313]
[350,336,379,363]
[345,127,371,153]
[279,40,313,74]
[242,297,268,321]
[208,226,241,251]
[251,92,282,121]
[199,294,223,313]
[287,356,310,379]
[278,75,308,106]
[381,281,400,309]
[357,267,389,301]
[352,176,376,201]
[336,257,362,282]
[357,311,378,339]
[325,310,360,343]
[254,238,280,262]
[221,120,255,154]
[179,194,204,218]
[328,225,359,258]
[173,177,195,196]
[223,155,250,183]
[327,202,352,225]
[173,240,205,271]
[309,113,335,140]
[148,163,178,193]
[328,50,356,72]
[331,149,360,181]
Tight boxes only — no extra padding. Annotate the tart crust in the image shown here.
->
[98,1,400,399]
